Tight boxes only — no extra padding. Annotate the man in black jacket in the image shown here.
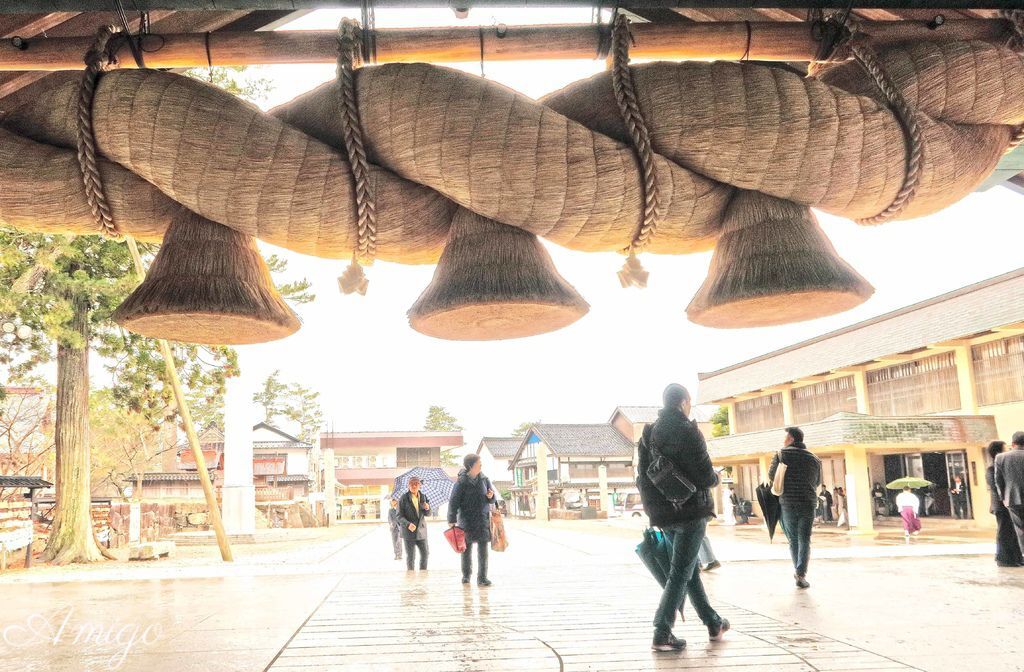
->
[397,477,431,571]
[638,384,729,652]
[769,426,822,589]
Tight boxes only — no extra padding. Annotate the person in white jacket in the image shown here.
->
[896,487,921,540]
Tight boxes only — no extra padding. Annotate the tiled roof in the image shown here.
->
[134,472,204,482]
[697,268,1024,402]
[478,437,522,459]
[528,424,636,458]
[706,413,997,461]
[270,474,311,484]
[0,476,52,488]
[253,422,310,446]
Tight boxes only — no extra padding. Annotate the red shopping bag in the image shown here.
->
[444,526,467,553]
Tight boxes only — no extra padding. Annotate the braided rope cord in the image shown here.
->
[610,15,659,286]
[850,43,924,226]
[336,19,377,295]
[76,25,122,239]
[1002,9,1024,152]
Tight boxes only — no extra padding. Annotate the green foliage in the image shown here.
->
[711,406,730,438]
[424,406,463,432]
[265,254,315,305]
[511,420,540,438]
[252,369,323,444]
[424,406,462,466]
[181,65,274,104]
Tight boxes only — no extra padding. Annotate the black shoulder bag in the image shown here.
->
[641,425,697,508]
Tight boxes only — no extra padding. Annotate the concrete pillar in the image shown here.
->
[724,401,737,435]
[953,345,979,414]
[222,368,256,535]
[322,447,337,526]
[965,443,995,529]
[843,445,875,535]
[852,370,871,414]
[597,463,609,512]
[535,441,549,522]
[780,387,794,426]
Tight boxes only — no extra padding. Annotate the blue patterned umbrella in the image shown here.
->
[391,467,456,507]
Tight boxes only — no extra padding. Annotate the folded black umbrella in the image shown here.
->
[636,528,687,618]
[756,483,782,542]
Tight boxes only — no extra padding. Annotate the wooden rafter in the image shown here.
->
[0,19,1012,71]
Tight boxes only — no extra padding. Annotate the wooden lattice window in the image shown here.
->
[791,376,858,424]
[972,335,1024,406]
[734,393,784,433]
[866,352,961,416]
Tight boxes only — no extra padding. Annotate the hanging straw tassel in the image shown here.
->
[336,18,377,296]
[338,254,370,296]
[610,14,661,288]
[617,253,649,289]
[686,190,874,328]
[407,208,589,340]
[113,208,301,344]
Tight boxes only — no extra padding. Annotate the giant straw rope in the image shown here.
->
[1,18,1023,341]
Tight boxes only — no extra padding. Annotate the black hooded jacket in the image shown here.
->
[637,407,719,527]
[448,469,495,543]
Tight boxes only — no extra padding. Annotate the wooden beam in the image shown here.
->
[0,12,79,38]
[0,19,1011,70]
[1,1,1020,10]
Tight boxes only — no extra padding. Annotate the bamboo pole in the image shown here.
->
[0,19,1012,71]
[125,236,234,563]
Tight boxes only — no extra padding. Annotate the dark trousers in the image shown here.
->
[404,538,428,570]
[953,498,967,519]
[1008,506,1024,561]
[390,525,403,558]
[652,518,721,636]
[461,540,489,581]
[995,508,1024,565]
[781,505,815,577]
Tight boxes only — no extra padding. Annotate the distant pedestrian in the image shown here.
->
[721,484,737,526]
[448,453,496,586]
[388,498,403,561]
[698,535,721,572]
[769,426,822,589]
[834,486,847,528]
[896,487,922,540]
[820,486,834,523]
[638,383,729,652]
[872,482,888,517]
[987,441,1024,567]
[397,476,431,571]
[949,475,969,519]
[995,432,1024,564]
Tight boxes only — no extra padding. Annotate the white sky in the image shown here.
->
[82,7,1024,449]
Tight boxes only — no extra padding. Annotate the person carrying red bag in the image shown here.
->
[448,454,497,587]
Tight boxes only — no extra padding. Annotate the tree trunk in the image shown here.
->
[41,297,105,565]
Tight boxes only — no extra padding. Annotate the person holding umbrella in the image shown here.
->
[896,486,922,540]
[768,426,821,590]
[397,476,431,571]
[448,453,497,586]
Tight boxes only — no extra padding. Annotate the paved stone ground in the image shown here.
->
[1,520,1022,672]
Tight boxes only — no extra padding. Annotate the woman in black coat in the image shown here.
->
[448,453,496,586]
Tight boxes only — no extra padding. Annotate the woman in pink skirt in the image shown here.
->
[896,486,922,540]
